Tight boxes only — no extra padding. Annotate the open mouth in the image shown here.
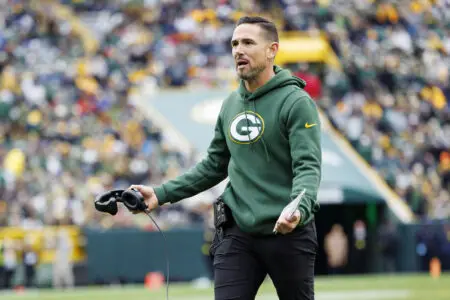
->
[236,59,249,68]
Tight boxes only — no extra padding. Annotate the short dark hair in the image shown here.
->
[236,16,279,43]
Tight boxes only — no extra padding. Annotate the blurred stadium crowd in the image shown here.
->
[305,0,450,219]
[0,0,194,230]
[0,0,449,235]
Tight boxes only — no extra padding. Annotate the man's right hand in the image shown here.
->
[128,185,159,212]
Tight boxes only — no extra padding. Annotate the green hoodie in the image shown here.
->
[154,65,322,235]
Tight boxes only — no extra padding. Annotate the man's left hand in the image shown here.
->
[273,210,301,235]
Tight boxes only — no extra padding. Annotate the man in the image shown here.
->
[52,226,74,289]
[377,219,399,273]
[324,224,348,275]
[22,241,38,288]
[131,16,322,300]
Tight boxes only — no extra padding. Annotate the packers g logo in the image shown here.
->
[229,111,265,144]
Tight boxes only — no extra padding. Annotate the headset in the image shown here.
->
[94,188,170,300]
[94,188,148,215]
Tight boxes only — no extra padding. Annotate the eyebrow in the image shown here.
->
[231,38,256,46]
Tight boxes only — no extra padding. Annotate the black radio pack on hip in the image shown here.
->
[213,197,232,239]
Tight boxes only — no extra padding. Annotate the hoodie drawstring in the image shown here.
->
[251,100,271,163]
[243,97,252,149]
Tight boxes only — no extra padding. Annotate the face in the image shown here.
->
[231,24,277,81]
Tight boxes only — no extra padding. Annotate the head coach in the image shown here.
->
[130,15,322,300]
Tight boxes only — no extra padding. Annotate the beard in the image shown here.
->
[237,62,266,81]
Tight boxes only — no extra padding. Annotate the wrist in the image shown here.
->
[298,207,306,225]
[153,186,168,205]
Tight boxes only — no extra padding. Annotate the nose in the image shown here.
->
[233,44,244,57]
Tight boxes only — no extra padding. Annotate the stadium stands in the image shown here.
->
[282,0,450,220]
[0,0,188,230]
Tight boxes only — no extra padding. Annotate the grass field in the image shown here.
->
[1,273,449,300]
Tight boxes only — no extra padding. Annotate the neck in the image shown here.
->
[244,66,275,92]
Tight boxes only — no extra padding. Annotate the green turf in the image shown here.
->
[1,273,449,300]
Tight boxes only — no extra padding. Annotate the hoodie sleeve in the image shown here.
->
[153,110,230,205]
[284,93,322,225]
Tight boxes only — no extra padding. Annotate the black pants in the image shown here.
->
[0,266,4,289]
[25,265,36,288]
[4,269,15,289]
[210,221,318,300]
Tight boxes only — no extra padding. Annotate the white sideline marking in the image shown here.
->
[315,290,410,300]
[0,288,411,299]
[185,289,411,300]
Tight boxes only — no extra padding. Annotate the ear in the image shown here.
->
[267,42,279,60]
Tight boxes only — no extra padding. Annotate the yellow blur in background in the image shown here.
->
[0,226,85,264]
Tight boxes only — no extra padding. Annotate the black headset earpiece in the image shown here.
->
[94,189,124,215]
[121,188,147,212]
[94,188,147,215]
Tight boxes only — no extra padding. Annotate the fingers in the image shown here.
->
[129,184,143,191]
[274,220,288,234]
[273,210,301,235]
[273,221,281,234]
[285,210,301,223]
[274,221,293,235]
